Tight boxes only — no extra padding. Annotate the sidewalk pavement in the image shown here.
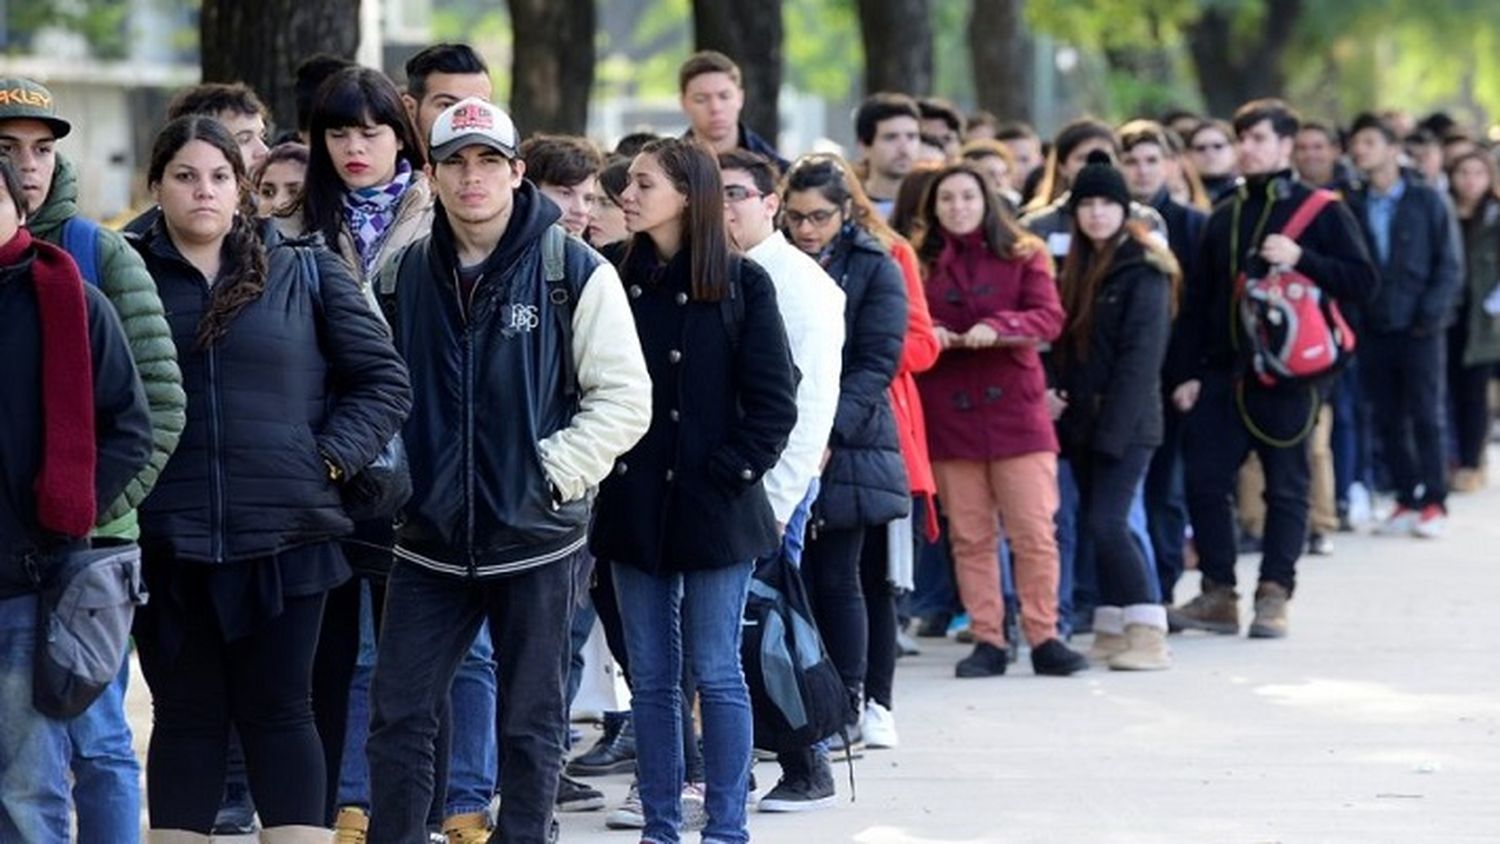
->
[127,485,1500,843]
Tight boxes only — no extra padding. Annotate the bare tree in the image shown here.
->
[200,0,360,133]
[507,0,596,136]
[969,0,1031,122]
[854,0,933,96]
[692,0,784,142]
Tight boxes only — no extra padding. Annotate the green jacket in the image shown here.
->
[1460,199,1500,367]
[29,155,186,539]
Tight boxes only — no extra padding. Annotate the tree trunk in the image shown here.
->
[506,0,596,136]
[200,0,360,135]
[969,0,1030,121]
[692,0,784,143]
[855,0,933,96]
[1187,0,1304,117]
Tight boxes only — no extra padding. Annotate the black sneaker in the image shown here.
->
[955,642,1009,678]
[758,755,836,812]
[1030,638,1088,676]
[915,612,952,638]
[567,716,636,776]
[1307,533,1334,556]
[555,772,605,812]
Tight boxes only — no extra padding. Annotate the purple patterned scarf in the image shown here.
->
[342,158,413,276]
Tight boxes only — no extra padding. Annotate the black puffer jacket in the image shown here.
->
[1053,238,1175,459]
[812,225,909,531]
[133,221,411,563]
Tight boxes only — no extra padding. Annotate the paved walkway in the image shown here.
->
[127,485,1500,843]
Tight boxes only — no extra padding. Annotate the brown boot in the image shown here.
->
[332,807,368,844]
[1452,468,1483,493]
[1248,581,1290,639]
[1167,579,1240,634]
[442,811,492,844]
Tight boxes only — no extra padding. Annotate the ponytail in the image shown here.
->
[195,188,269,348]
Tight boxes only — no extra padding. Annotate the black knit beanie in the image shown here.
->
[1068,149,1130,213]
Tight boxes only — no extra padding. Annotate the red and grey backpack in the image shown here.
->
[1234,188,1357,387]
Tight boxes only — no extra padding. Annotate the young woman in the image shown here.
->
[759,154,908,805]
[1053,153,1177,671]
[1447,149,1500,491]
[252,142,309,236]
[913,162,1087,679]
[1025,118,1118,214]
[586,155,631,249]
[1186,119,1241,202]
[590,138,797,844]
[130,115,410,840]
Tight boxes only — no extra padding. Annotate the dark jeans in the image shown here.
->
[800,526,867,698]
[909,514,960,621]
[368,556,577,844]
[1183,375,1313,594]
[1075,445,1157,607]
[135,591,327,832]
[1448,321,1493,469]
[312,574,385,823]
[1363,331,1448,508]
[1144,404,1189,603]
[860,524,897,711]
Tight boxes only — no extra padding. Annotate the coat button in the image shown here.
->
[614,461,628,475]
[665,469,675,482]
[668,349,682,364]
[629,285,642,298]
[669,409,680,422]
[985,386,1003,402]
[676,292,689,305]
[739,468,754,481]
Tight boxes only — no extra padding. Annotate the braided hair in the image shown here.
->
[147,115,268,349]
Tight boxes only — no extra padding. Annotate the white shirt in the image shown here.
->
[746,233,846,524]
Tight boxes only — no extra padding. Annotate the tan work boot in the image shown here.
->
[442,811,493,844]
[1086,606,1127,662]
[332,807,369,844]
[259,827,334,843]
[1452,468,1483,493]
[1248,581,1291,639]
[1167,580,1240,634]
[1108,604,1172,671]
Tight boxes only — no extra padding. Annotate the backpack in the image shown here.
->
[24,543,147,719]
[60,216,103,288]
[1234,189,1357,387]
[741,548,852,755]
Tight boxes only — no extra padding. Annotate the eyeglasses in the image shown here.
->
[784,208,841,227]
[723,185,765,203]
[1192,141,1230,153]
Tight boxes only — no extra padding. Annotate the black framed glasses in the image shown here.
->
[784,208,841,227]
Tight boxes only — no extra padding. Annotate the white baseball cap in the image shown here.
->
[429,97,519,162]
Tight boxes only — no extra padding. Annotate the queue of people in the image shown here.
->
[0,38,1488,844]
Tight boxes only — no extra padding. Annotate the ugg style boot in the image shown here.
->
[1108,604,1172,671]
[258,826,334,843]
[1086,606,1126,662]
[1167,579,1240,634]
[1248,581,1291,639]
[332,807,369,844]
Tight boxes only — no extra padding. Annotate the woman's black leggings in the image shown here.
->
[801,526,867,704]
[1448,319,1493,470]
[1076,446,1156,607]
[135,590,328,832]
[311,574,385,823]
[861,523,898,711]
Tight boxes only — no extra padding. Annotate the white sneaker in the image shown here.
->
[1413,506,1448,539]
[1376,506,1420,536]
[861,701,899,749]
[1348,482,1373,526]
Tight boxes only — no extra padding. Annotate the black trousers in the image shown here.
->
[1448,320,1493,470]
[1183,374,1313,594]
[860,524,898,711]
[136,590,328,832]
[1075,445,1157,607]
[800,526,867,699]
[1363,331,1448,507]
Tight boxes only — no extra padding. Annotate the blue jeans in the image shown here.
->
[446,623,498,818]
[0,593,72,843]
[337,583,377,808]
[68,656,141,844]
[612,561,753,844]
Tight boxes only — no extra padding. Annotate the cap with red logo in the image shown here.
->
[430,97,519,163]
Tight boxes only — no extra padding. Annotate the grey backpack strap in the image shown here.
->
[542,226,578,398]
[542,224,566,283]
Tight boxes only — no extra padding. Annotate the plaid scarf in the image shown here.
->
[342,158,413,277]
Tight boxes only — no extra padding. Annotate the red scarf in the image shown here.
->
[2,228,97,537]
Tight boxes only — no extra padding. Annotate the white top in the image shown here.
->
[747,232,846,524]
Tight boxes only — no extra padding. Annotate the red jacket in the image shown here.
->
[918,230,1063,462]
[889,239,940,539]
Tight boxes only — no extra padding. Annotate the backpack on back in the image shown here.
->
[1234,189,1357,387]
[60,216,103,288]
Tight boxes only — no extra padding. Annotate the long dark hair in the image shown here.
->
[782,153,901,250]
[914,163,1039,268]
[625,138,730,302]
[1029,118,1118,211]
[147,115,267,349]
[302,67,426,246]
[1057,218,1180,361]
[888,161,942,240]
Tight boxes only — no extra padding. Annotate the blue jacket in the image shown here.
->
[1345,175,1464,335]
[132,222,411,563]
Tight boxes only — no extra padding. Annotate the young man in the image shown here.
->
[1294,121,1350,191]
[520,134,605,237]
[854,92,922,218]
[294,53,356,143]
[1346,111,1464,538]
[1169,99,1378,639]
[718,149,847,810]
[0,77,184,844]
[1403,128,1447,190]
[403,42,494,143]
[1118,119,1207,604]
[677,50,788,170]
[917,97,964,160]
[995,121,1044,202]
[0,151,154,844]
[367,98,651,844]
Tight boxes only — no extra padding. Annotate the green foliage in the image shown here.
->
[4,0,132,59]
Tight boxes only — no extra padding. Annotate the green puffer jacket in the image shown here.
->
[1460,199,1500,367]
[29,155,186,539]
